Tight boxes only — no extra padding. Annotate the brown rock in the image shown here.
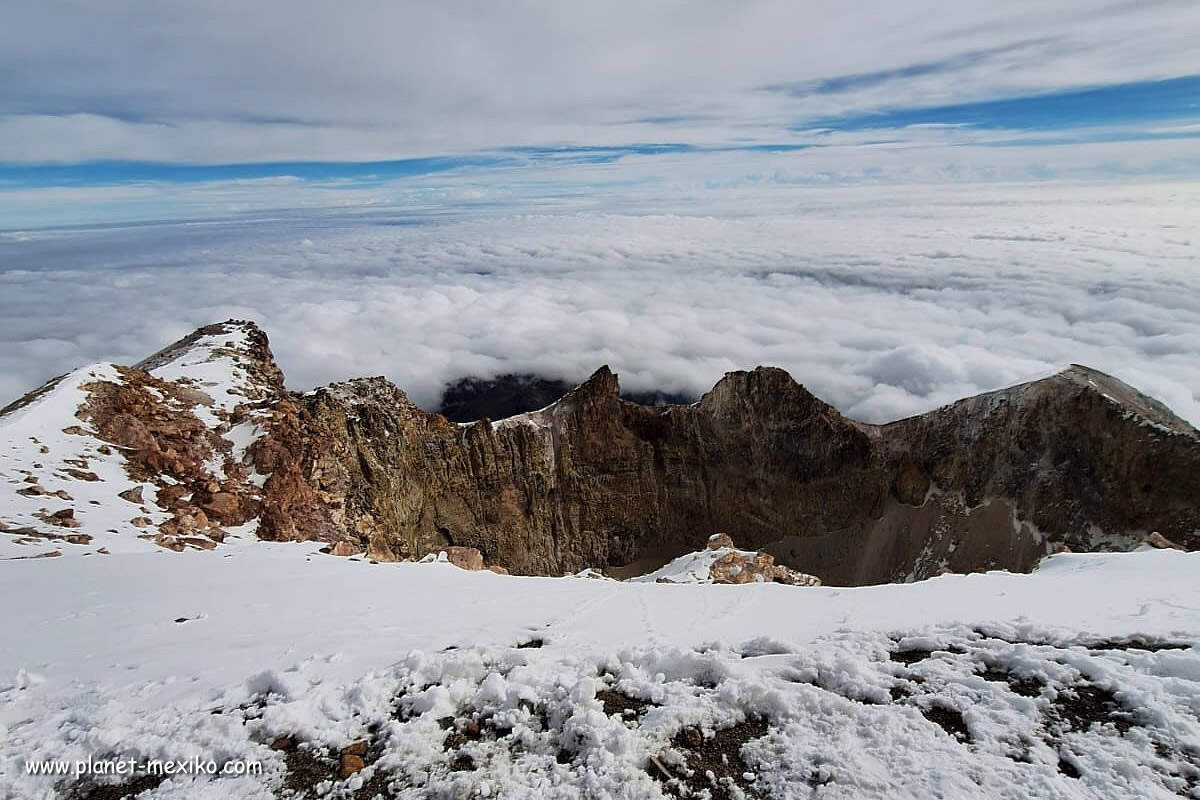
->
[269,735,297,752]
[1144,531,1186,551]
[442,546,485,571]
[130,516,152,528]
[338,754,365,779]
[180,536,218,551]
[706,532,735,550]
[63,468,101,482]
[201,491,242,521]
[64,534,93,545]
[342,740,369,757]
[329,540,361,557]
[118,486,144,504]
[47,508,80,528]
[16,485,47,497]
[486,564,510,575]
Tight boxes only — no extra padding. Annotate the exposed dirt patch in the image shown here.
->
[921,703,970,742]
[890,647,935,666]
[281,746,335,796]
[651,717,769,799]
[1085,637,1192,653]
[1049,683,1134,734]
[597,689,656,721]
[977,666,1044,697]
[351,770,402,799]
[68,774,166,800]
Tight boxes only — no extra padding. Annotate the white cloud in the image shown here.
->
[1,180,1198,429]
[1,0,1198,163]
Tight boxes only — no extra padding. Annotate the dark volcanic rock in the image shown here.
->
[256,342,1200,583]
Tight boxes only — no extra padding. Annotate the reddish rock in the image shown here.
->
[329,540,361,557]
[153,535,186,552]
[342,740,369,757]
[706,532,735,550]
[706,537,821,586]
[118,486,144,504]
[442,546,484,571]
[269,735,297,752]
[47,508,81,528]
[1144,531,1186,551]
[339,754,365,779]
[180,536,218,551]
[201,491,242,521]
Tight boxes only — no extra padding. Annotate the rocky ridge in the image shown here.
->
[2,320,1197,585]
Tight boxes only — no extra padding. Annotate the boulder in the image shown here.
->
[443,546,484,571]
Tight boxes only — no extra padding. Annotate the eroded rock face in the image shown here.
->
[4,320,1198,584]
[258,348,1200,584]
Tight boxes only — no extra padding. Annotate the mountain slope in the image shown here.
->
[2,320,1197,584]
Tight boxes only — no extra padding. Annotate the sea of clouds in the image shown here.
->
[2,179,1198,426]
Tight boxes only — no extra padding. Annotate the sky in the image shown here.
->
[0,1,1198,425]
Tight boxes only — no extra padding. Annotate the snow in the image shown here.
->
[0,363,168,559]
[1,546,1197,798]
[632,546,747,584]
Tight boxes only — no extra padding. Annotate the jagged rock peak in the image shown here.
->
[699,366,843,423]
[1055,364,1197,436]
[135,319,286,402]
[565,365,621,403]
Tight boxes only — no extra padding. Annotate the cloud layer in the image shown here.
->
[2,1,1198,164]
[2,180,1198,428]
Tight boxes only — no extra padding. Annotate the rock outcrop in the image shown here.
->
[3,320,1198,584]
[628,533,821,585]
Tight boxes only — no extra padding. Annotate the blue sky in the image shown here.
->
[1,1,1198,225]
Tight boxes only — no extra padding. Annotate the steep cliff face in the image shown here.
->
[3,320,1198,584]
[257,342,1199,584]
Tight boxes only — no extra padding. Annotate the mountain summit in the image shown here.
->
[2,320,1196,583]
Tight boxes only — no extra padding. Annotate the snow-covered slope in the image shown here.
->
[0,321,280,560]
[2,546,1197,799]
